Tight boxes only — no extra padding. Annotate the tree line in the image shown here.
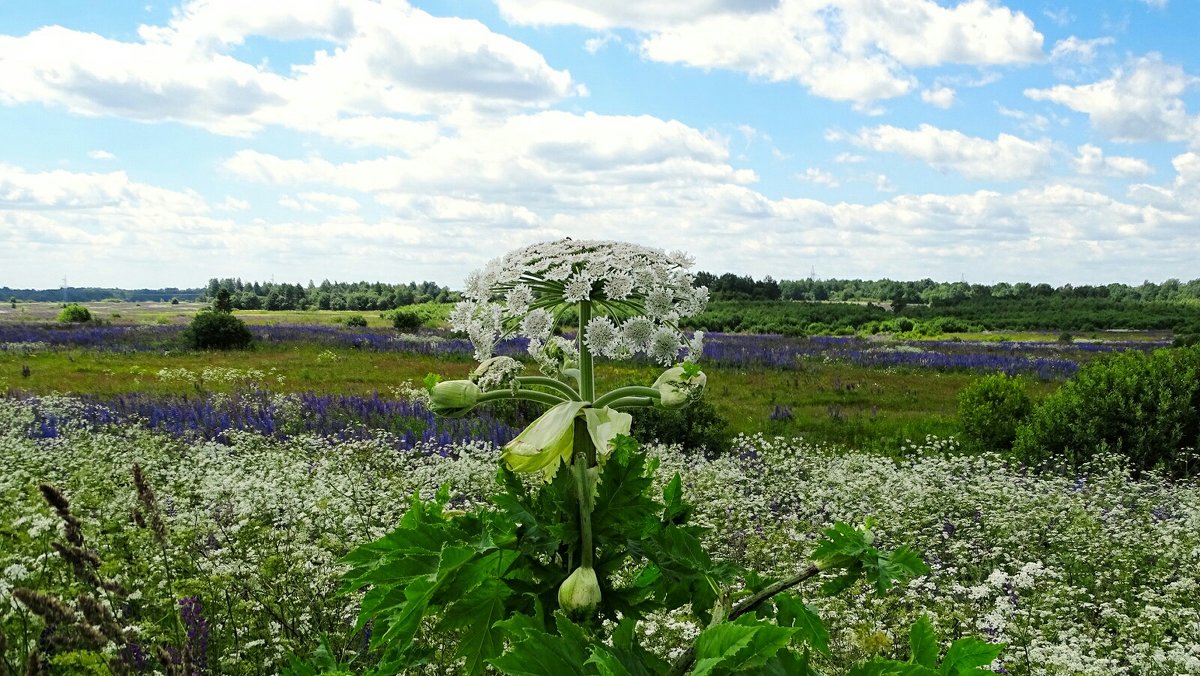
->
[199,278,457,311]
[695,272,1200,305]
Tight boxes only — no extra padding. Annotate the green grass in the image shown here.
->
[1,343,1059,453]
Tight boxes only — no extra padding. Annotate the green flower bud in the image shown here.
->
[652,366,707,409]
[558,565,602,616]
[429,380,481,418]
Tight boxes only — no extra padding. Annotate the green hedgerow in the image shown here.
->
[957,373,1033,455]
[344,315,368,328]
[57,304,92,323]
[1013,345,1200,477]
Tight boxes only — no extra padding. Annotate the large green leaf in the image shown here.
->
[908,616,938,669]
[490,612,590,675]
[438,578,513,675]
[691,617,797,675]
[373,544,477,650]
[773,593,830,655]
[937,637,1004,675]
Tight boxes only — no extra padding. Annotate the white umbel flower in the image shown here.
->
[451,239,708,373]
[585,316,620,358]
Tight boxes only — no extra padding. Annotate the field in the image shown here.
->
[2,301,1198,674]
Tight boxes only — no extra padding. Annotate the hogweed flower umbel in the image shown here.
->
[450,239,708,365]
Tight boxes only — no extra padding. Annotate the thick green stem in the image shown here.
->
[516,375,582,401]
[592,385,660,409]
[572,418,595,568]
[577,300,595,406]
[476,389,566,407]
[666,564,821,676]
[605,396,657,410]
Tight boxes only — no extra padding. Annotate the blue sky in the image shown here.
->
[1,0,1198,289]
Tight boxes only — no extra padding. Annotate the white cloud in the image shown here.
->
[834,152,865,163]
[280,192,360,212]
[225,111,754,200]
[0,0,578,140]
[1073,144,1153,177]
[216,196,250,211]
[498,0,1043,105]
[1050,36,1115,64]
[920,86,956,108]
[842,124,1054,180]
[874,174,897,192]
[997,105,1050,132]
[87,150,116,160]
[798,168,840,188]
[1025,54,1200,143]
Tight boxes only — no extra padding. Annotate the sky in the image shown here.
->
[1,0,1198,290]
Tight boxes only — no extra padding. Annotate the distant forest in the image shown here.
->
[694,272,1200,305]
[7,273,1200,312]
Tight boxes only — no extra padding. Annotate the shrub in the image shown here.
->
[1012,345,1200,477]
[391,309,423,332]
[957,373,1032,454]
[57,303,91,323]
[344,315,368,328]
[631,395,732,458]
[185,309,253,350]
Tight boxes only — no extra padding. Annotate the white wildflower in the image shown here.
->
[505,285,534,317]
[621,317,654,354]
[585,316,620,358]
[649,326,681,365]
[564,274,593,303]
[603,274,635,300]
[521,309,553,341]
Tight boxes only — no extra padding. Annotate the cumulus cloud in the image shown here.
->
[0,0,578,140]
[1050,36,1115,64]
[1073,144,1153,177]
[840,124,1054,180]
[1025,54,1200,143]
[798,168,840,188]
[921,86,956,108]
[87,150,116,160]
[497,0,1043,105]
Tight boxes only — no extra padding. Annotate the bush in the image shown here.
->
[57,304,91,323]
[185,310,253,350]
[957,373,1032,454]
[631,395,732,458]
[391,309,423,332]
[344,315,368,328]
[1012,345,1200,477]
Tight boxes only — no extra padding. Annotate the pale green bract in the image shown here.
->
[450,238,708,366]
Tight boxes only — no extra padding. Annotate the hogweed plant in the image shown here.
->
[334,240,999,675]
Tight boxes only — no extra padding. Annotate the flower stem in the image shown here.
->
[572,418,595,569]
[592,385,660,409]
[476,389,566,407]
[515,375,582,401]
[577,300,594,406]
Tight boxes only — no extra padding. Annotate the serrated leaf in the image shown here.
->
[489,616,590,676]
[372,544,476,653]
[811,522,869,563]
[692,617,797,675]
[908,616,938,668]
[662,474,689,523]
[774,594,830,655]
[938,638,1004,676]
[438,579,512,675]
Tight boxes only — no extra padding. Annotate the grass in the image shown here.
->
[0,301,454,329]
[0,341,1060,453]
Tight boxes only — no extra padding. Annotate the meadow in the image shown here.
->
[1,300,1197,674]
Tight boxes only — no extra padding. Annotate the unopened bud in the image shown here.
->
[429,380,481,418]
[652,366,707,409]
[558,566,602,616]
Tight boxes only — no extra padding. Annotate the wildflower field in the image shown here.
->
[2,255,1199,675]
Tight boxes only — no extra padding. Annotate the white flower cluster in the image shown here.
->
[450,239,709,366]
